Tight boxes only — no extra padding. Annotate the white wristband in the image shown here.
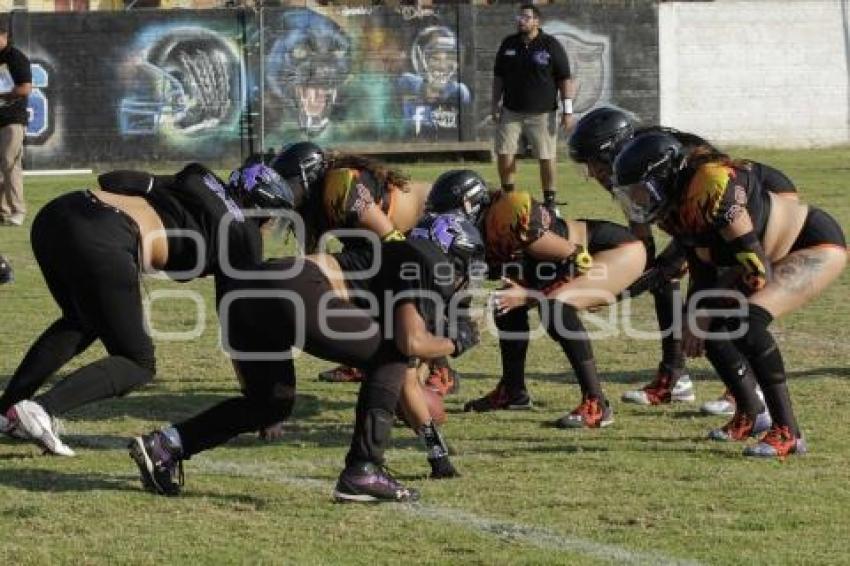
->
[561,98,573,114]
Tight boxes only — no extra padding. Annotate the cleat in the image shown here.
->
[701,387,764,416]
[743,425,807,458]
[555,396,614,429]
[333,462,420,503]
[428,455,460,479]
[709,407,772,442]
[622,365,694,405]
[700,389,736,416]
[128,431,184,496]
[8,401,75,456]
[463,383,532,412]
[425,365,460,397]
[318,365,364,383]
[0,255,13,285]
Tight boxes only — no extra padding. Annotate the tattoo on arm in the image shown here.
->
[774,252,826,292]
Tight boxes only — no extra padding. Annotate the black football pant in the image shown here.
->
[0,191,155,417]
[176,259,385,457]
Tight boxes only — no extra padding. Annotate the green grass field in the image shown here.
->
[1,149,848,565]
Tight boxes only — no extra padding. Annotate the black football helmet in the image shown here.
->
[611,132,684,223]
[410,212,485,286]
[426,170,491,226]
[568,106,635,166]
[227,163,295,210]
[269,142,326,195]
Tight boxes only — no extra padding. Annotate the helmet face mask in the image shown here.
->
[270,142,326,199]
[612,178,666,223]
[612,132,684,224]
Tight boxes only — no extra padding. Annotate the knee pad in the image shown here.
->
[496,306,530,334]
[730,305,785,387]
[729,304,775,357]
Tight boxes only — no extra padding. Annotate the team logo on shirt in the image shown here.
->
[504,49,516,56]
[734,185,747,204]
[532,51,550,65]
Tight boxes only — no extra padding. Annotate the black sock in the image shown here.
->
[653,280,686,371]
[496,306,530,396]
[176,394,293,458]
[418,421,449,460]
[544,300,604,401]
[36,356,154,416]
[731,305,799,435]
[502,183,515,192]
[704,323,763,417]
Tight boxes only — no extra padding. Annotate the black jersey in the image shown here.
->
[98,164,263,280]
[367,239,455,335]
[0,44,32,127]
[493,32,571,113]
[662,162,771,267]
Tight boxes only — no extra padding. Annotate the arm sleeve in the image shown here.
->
[98,170,161,196]
[10,51,32,84]
[548,37,571,80]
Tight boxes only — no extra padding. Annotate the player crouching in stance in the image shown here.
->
[612,133,846,457]
[569,108,797,414]
[463,189,646,428]
[0,162,288,455]
[129,212,483,501]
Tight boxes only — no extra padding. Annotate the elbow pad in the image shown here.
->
[731,232,770,292]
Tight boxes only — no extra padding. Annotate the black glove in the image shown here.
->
[450,317,480,358]
[621,266,665,299]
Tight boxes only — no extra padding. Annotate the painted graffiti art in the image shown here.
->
[119,25,245,138]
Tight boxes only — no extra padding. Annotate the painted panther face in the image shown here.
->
[267,9,351,136]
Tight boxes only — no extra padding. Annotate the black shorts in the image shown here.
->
[583,219,638,254]
[789,207,846,253]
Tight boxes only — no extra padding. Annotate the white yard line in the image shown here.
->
[196,458,702,566]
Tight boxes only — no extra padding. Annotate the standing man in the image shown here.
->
[492,4,576,209]
[0,19,31,227]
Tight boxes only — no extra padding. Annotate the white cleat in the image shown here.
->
[700,387,764,417]
[622,372,695,406]
[8,400,75,457]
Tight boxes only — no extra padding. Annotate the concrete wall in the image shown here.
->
[659,0,850,147]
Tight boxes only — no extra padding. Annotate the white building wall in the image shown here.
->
[659,0,849,147]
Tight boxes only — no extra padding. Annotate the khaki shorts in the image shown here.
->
[494,108,558,160]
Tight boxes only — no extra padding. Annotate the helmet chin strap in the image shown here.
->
[289,177,308,210]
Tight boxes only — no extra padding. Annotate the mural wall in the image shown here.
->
[11,4,658,169]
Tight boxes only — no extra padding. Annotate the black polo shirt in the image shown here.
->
[493,31,571,114]
[0,44,32,128]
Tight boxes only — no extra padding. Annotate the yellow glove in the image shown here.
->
[381,229,406,242]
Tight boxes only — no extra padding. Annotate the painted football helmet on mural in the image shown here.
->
[266,9,352,136]
[119,27,243,136]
